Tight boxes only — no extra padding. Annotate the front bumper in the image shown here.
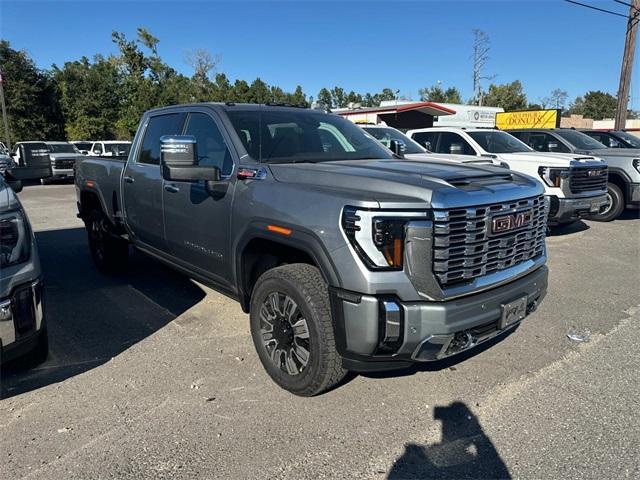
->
[330,265,548,372]
[627,183,640,208]
[50,168,74,179]
[548,194,609,225]
[0,279,45,363]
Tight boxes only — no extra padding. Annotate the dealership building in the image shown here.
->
[335,100,503,129]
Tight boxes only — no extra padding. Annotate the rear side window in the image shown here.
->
[92,143,103,154]
[411,132,437,151]
[527,133,570,153]
[138,113,185,165]
[437,132,476,155]
[184,112,234,175]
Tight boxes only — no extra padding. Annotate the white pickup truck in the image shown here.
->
[407,127,609,226]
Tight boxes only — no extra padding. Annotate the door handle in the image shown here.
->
[123,176,135,184]
[164,184,180,193]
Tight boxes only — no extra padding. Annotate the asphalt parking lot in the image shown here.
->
[1,183,639,479]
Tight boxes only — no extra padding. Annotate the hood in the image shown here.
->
[48,152,84,160]
[499,151,605,167]
[268,159,544,210]
[0,178,20,213]
[584,148,640,159]
[404,152,502,167]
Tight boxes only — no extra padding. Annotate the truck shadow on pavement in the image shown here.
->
[1,227,206,399]
[387,401,511,479]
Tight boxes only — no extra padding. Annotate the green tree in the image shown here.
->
[419,84,462,103]
[581,91,617,120]
[0,40,64,143]
[248,78,271,104]
[317,88,333,108]
[53,55,122,140]
[331,87,346,108]
[483,80,527,111]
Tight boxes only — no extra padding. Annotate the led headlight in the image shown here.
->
[633,159,640,174]
[538,167,570,188]
[342,207,428,270]
[0,210,31,268]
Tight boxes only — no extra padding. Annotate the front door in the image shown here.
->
[162,109,237,285]
[122,112,185,252]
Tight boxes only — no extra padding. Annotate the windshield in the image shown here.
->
[555,130,606,150]
[104,143,131,156]
[73,142,92,151]
[614,131,640,148]
[48,143,78,154]
[227,109,393,163]
[362,127,425,154]
[468,131,531,153]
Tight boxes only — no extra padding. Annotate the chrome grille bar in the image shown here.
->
[432,195,547,287]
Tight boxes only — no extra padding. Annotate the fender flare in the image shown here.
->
[233,221,342,312]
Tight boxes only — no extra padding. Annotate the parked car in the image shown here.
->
[406,127,609,226]
[360,124,506,167]
[0,175,47,366]
[71,141,93,155]
[0,151,22,192]
[76,103,549,396]
[580,130,640,149]
[88,141,132,157]
[506,128,640,221]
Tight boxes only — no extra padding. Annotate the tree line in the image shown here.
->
[0,28,629,144]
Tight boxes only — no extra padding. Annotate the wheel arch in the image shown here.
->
[235,227,342,313]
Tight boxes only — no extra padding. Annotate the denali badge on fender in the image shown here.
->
[491,210,533,235]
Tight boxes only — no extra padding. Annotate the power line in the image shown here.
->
[564,0,628,18]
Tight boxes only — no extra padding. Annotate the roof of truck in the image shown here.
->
[146,102,327,115]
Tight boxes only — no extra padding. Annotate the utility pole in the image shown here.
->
[0,67,10,151]
[615,0,639,130]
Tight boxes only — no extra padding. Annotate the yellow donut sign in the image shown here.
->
[495,109,560,130]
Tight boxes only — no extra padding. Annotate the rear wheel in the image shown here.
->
[86,209,128,272]
[588,182,624,222]
[250,264,346,396]
[40,177,50,185]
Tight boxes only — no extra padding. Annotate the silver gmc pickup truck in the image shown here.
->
[76,103,549,396]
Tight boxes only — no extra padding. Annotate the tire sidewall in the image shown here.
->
[591,183,624,222]
[249,271,325,394]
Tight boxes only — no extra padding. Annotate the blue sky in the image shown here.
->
[1,0,638,108]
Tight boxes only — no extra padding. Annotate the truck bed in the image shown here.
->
[75,156,126,222]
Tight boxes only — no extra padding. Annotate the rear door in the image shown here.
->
[162,108,237,285]
[122,112,186,252]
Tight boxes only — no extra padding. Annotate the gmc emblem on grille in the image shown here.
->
[587,170,601,177]
[491,210,533,235]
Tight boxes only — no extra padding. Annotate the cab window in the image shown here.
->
[92,143,103,155]
[437,132,476,155]
[138,113,185,165]
[527,133,570,153]
[183,112,233,175]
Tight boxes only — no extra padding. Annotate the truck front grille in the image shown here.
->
[432,195,547,288]
[54,158,75,169]
[569,166,608,194]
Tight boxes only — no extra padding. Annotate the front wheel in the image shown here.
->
[588,182,624,222]
[249,264,346,396]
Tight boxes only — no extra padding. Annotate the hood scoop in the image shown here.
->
[446,171,515,189]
